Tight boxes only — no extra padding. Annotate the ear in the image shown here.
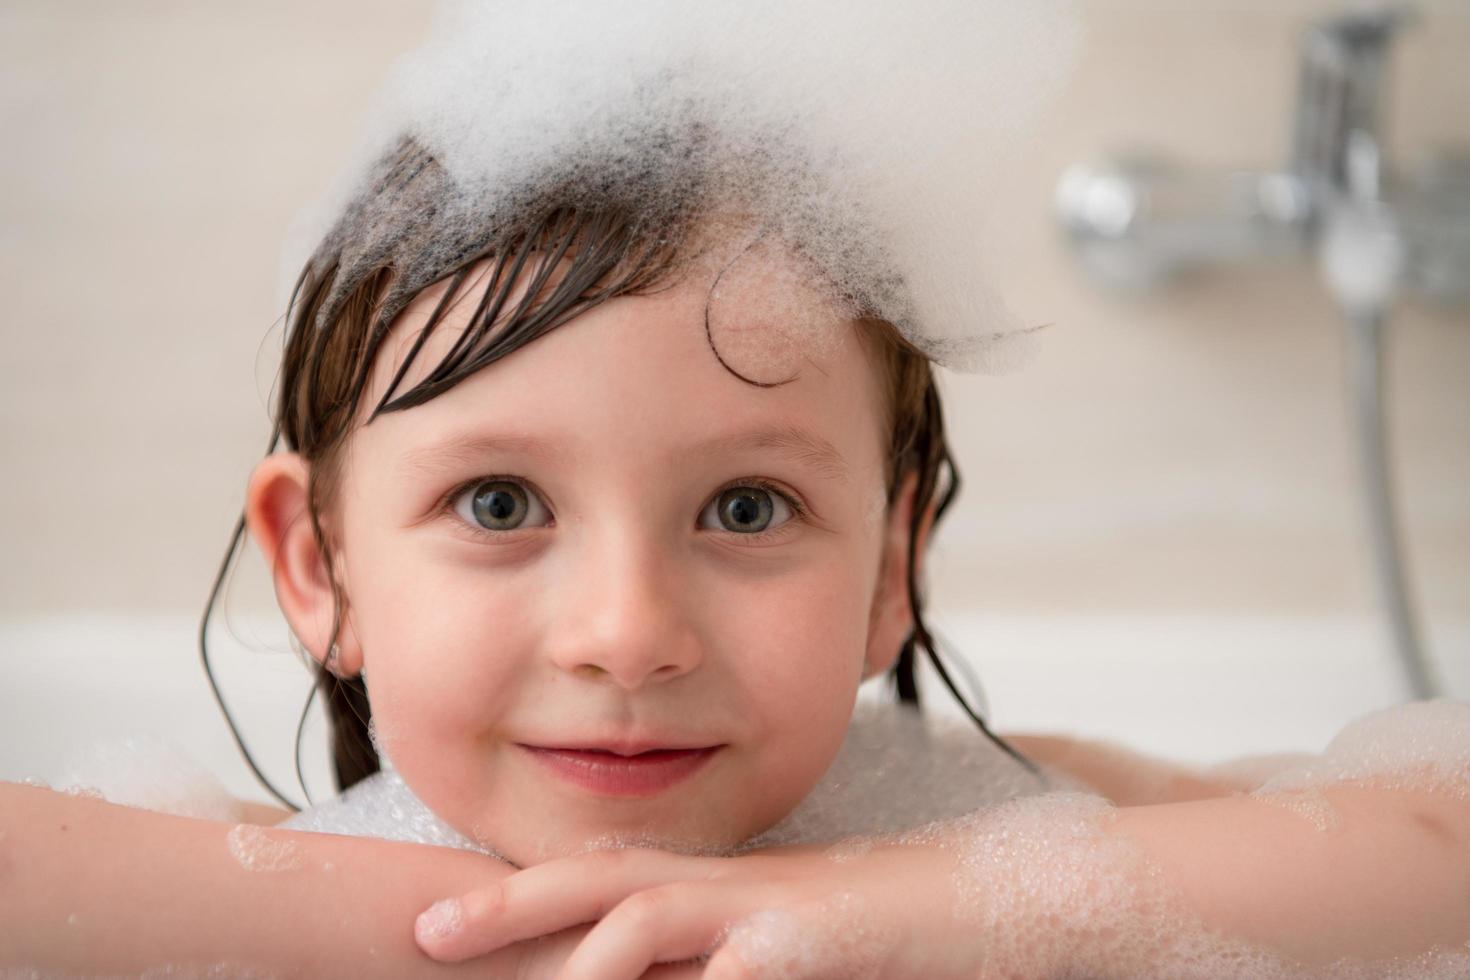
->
[862,471,936,680]
[244,452,362,677]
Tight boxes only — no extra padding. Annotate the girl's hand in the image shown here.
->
[412,840,1016,979]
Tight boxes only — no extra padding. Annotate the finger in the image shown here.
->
[557,882,756,980]
[416,848,722,962]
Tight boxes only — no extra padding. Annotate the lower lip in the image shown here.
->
[519,745,721,797]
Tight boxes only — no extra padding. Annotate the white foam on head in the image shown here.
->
[699,230,853,385]
[282,0,1083,372]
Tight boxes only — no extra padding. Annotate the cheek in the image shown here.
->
[711,552,876,717]
[718,554,878,827]
[343,537,532,757]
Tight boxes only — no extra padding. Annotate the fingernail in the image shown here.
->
[416,897,464,944]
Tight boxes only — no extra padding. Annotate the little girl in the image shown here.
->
[5,1,1469,977]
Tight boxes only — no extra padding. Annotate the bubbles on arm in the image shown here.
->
[224,824,305,873]
[736,702,1470,979]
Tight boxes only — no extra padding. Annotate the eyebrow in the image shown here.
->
[687,424,851,484]
[398,433,570,478]
[397,423,851,483]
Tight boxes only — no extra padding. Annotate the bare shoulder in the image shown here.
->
[1004,733,1245,806]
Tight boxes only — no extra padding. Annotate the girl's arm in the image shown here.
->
[0,781,595,979]
[1001,733,1470,963]
[415,772,1470,975]
[1006,732,1261,804]
[1104,780,1470,965]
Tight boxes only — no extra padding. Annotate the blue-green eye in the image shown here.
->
[453,479,551,532]
[699,485,794,534]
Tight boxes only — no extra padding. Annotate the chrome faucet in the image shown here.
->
[1055,3,1468,700]
[1293,5,1406,204]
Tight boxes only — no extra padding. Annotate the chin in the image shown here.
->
[503,813,760,867]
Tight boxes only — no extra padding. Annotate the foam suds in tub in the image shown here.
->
[282,701,1068,854]
[46,733,243,822]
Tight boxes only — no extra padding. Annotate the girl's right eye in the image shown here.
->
[450,478,552,534]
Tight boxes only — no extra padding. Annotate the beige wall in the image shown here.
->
[2,0,1466,627]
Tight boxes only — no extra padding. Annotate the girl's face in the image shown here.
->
[267,247,919,865]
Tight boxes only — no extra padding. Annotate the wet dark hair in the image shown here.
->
[201,138,1041,811]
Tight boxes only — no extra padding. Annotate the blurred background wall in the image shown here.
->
[2,0,1466,804]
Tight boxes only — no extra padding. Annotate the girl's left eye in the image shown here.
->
[697,482,799,536]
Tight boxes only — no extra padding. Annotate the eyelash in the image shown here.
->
[438,475,809,544]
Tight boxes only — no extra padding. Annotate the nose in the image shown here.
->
[544,526,703,690]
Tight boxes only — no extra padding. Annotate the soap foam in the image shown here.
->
[282,766,498,856]
[1252,788,1344,832]
[740,701,1064,850]
[700,231,853,384]
[0,965,278,979]
[281,701,1063,859]
[722,790,1470,979]
[365,717,387,758]
[723,891,892,979]
[1252,700,1470,801]
[721,702,1470,978]
[225,824,304,873]
[417,897,464,941]
[277,701,1470,976]
[50,734,242,822]
[281,0,1083,373]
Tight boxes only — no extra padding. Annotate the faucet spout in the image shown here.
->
[1291,4,1415,205]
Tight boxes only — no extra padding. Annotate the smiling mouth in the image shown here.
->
[517,744,723,797]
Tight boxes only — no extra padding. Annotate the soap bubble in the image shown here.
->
[280,0,1084,372]
[225,824,304,873]
[51,733,241,822]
